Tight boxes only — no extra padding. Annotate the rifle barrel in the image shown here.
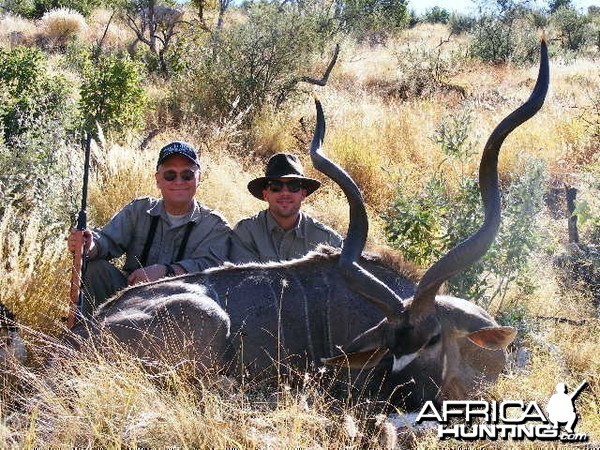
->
[67,132,92,328]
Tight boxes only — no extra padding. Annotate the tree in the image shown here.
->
[551,5,591,51]
[337,0,409,41]
[79,54,147,139]
[172,2,337,125]
[470,0,539,64]
[548,0,571,13]
[0,47,74,144]
[123,0,190,76]
[425,6,450,24]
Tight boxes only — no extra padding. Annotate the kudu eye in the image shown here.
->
[426,333,441,348]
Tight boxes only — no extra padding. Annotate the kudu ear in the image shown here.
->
[321,320,390,369]
[322,348,389,369]
[467,326,516,350]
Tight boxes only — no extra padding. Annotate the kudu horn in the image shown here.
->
[310,98,405,320]
[413,37,550,304]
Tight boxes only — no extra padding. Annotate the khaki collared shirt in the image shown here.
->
[90,197,231,273]
[229,209,342,264]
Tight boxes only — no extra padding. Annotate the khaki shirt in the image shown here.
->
[90,197,231,274]
[229,209,342,264]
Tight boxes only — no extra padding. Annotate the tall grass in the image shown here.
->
[0,205,69,334]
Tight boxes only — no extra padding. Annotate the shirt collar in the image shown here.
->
[148,199,202,223]
[265,209,305,238]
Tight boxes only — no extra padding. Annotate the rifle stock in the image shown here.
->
[67,132,92,328]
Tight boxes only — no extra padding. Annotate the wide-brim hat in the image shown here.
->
[157,141,200,170]
[247,153,321,200]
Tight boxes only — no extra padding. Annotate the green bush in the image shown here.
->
[449,12,476,34]
[550,5,591,52]
[341,0,409,44]
[1,0,100,17]
[468,0,540,65]
[384,110,547,307]
[0,47,79,233]
[0,0,35,17]
[79,53,147,139]
[170,2,337,127]
[32,0,100,17]
[0,47,75,146]
[424,6,450,24]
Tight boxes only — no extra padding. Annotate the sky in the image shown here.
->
[408,0,599,15]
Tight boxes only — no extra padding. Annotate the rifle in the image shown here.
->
[67,132,92,328]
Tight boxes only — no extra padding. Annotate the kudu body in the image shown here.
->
[72,39,549,410]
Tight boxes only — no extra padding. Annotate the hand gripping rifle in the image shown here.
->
[67,132,92,328]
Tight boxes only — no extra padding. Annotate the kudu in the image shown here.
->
[71,39,549,410]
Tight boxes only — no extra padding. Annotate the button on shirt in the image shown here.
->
[229,209,342,264]
[90,197,231,274]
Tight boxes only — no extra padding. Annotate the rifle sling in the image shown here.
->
[139,216,195,267]
[177,221,195,262]
[139,215,159,267]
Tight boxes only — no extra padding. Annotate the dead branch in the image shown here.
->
[301,43,340,86]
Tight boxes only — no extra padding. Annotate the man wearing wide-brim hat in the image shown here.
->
[229,153,342,263]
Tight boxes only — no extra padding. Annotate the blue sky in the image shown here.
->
[408,0,599,14]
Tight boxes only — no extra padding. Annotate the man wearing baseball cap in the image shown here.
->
[68,141,231,317]
[229,153,342,263]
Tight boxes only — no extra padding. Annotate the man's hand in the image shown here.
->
[68,229,94,254]
[127,264,167,285]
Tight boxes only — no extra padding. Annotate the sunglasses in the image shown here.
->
[162,169,197,182]
[266,179,304,193]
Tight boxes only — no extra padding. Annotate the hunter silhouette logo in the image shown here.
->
[415,380,589,442]
[546,380,588,435]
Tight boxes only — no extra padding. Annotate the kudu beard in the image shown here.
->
[415,400,589,443]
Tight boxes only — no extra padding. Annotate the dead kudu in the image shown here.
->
[72,39,549,410]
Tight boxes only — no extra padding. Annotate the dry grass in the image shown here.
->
[39,8,88,47]
[85,8,136,52]
[1,335,395,448]
[0,205,70,334]
[0,14,38,48]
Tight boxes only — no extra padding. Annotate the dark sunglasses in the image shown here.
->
[162,169,197,182]
[266,179,304,193]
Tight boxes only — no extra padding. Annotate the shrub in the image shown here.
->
[553,243,600,308]
[449,12,476,34]
[40,7,88,46]
[0,47,77,231]
[370,45,459,101]
[469,0,540,65]
[32,0,100,18]
[340,0,409,44]
[171,2,337,127]
[0,14,37,46]
[550,5,592,52]
[0,46,75,145]
[79,53,147,139]
[383,110,547,307]
[424,6,450,25]
[0,0,36,17]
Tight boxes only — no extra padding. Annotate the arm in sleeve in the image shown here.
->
[90,201,139,261]
[176,216,231,273]
[228,221,262,264]
[328,229,343,248]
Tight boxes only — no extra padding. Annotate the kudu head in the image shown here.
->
[313,38,549,407]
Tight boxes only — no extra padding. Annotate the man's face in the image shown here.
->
[262,178,308,222]
[155,154,200,212]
